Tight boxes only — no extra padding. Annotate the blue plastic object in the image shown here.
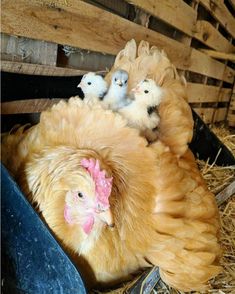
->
[1,164,87,294]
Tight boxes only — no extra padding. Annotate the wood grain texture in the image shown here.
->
[0,60,89,76]
[188,49,234,83]
[200,49,235,61]
[187,83,232,103]
[1,99,65,114]
[1,0,191,69]
[1,33,58,66]
[194,107,227,123]
[194,20,235,53]
[127,0,197,36]
[199,0,235,38]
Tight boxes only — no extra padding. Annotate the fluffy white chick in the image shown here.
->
[77,72,108,103]
[103,70,130,110]
[118,79,163,133]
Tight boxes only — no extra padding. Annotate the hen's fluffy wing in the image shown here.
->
[145,142,221,291]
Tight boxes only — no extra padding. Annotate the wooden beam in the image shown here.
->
[1,0,191,69]
[228,83,235,127]
[126,0,197,36]
[187,83,232,103]
[1,33,58,66]
[194,20,235,53]
[1,99,65,114]
[0,60,89,76]
[188,49,234,83]
[199,0,235,38]
[214,107,227,121]
[216,181,235,206]
[200,49,235,62]
[194,107,214,123]
[194,107,227,123]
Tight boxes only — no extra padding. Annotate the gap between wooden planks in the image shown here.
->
[0,60,89,76]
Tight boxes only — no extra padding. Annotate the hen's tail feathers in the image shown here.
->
[105,39,137,84]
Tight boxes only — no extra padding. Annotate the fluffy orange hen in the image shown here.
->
[1,41,221,292]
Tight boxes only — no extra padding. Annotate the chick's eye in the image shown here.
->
[124,80,127,84]
[114,78,117,82]
[144,90,149,94]
[87,82,91,85]
[78,192,84,198]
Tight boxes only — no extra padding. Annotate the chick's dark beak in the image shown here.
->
[116,79,123,87]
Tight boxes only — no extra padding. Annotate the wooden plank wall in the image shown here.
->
[1,0,235,124]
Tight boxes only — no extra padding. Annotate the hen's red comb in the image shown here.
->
[81,158,112,209]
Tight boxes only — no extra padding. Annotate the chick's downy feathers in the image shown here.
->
[118,79,162,133]
[106,40,193,155]
[77,72,108,103]
[103,69,130,110]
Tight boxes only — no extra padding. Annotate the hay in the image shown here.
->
[92,125,235,294]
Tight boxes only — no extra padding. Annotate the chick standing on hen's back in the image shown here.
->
[77,72,108,104]
[118,79,162,140]
[103,69,130,110]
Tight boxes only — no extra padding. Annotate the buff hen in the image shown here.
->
[1,40,221,292]
[1,98,158,288]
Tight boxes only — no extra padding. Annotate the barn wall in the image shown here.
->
[1,0,235,124]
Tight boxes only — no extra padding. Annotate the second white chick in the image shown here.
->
[118,79,163,133]
[103,70,130,111]
[77,72,108,103]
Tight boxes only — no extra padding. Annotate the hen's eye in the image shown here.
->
[78,192,84,198]
[87,82,91,85]
[144,90,149,94]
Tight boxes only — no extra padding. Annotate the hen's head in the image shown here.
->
[77,72,108,98]
[131,79,163,106]
[64,158,113,235]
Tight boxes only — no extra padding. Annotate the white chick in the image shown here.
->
[103,70,130,110]
[118,79,163,133]
[77,72,108,103]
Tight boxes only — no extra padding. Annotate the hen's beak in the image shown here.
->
[98,208,115,228]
